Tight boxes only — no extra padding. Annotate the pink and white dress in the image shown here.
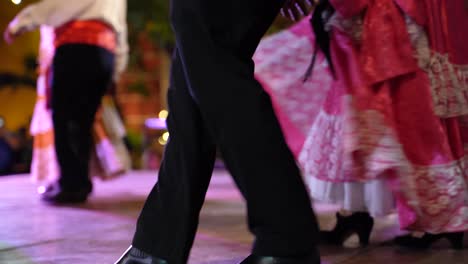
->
[254,0,468,233]
[30,26,60,183]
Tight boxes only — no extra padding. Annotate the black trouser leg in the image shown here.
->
[133,50,217,263]
[133,0,319,262]
[51,44,114,191]
[171,0,319,257]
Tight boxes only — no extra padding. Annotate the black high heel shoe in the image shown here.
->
[394,232,464,250]
[320,212,374,246]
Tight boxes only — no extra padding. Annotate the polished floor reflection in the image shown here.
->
[0,170,466,264]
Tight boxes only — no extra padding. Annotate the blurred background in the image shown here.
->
[0,0,292,176]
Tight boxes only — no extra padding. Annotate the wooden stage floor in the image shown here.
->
[0,170,466,264]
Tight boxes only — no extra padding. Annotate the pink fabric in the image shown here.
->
[254,0,468,233]
[332,0,419,85]
[254,17,334,156]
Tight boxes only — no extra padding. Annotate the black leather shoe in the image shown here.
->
[40,183,91,204]
[115,246,168,264]
[240,253,320,264]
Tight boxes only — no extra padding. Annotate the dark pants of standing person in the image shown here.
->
[51,44,114,192]
[132,0,319,263]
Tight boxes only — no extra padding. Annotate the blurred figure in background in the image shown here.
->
[9,126,32,174]
[4,0,129,204]
[0,117,13,176]
[29,25,131,196]
[0,119,31,176]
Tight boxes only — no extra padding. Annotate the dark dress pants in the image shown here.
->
[133,1,319,263]
[51,44,114,191]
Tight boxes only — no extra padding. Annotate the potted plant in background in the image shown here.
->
[119,0,174,168]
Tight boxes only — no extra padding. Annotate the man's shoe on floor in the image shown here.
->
[115,246,168,264]
[240,253,320,264]
[39,183,91,204]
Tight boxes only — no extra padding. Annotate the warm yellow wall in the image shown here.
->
[0,87,35,130]
[0,0,39,131]
[0,0,39,73]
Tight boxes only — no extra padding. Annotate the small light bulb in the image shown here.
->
[157,132,170,146]
[11,0,22,5]
[162,132,169,141]
[158,110,169,120]
[158,137,167,146]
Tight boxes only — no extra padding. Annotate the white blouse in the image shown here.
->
[8,0,128,81]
